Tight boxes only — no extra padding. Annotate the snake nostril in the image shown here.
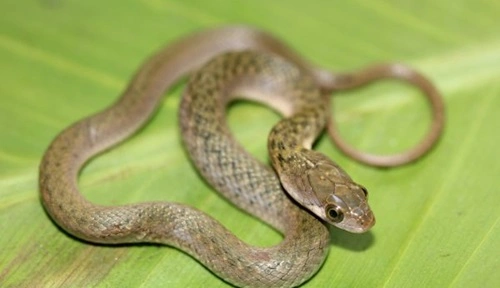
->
[351,207,364,218]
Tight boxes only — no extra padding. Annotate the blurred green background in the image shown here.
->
[1,0,499,287]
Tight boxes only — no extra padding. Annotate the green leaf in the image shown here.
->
[1,0,498,287]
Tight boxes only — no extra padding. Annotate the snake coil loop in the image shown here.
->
[327,63,445,167]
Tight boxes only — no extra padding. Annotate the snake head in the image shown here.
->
[321,182,374,233]
[281,150,375,233]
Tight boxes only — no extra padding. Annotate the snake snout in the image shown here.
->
[351,206,375,233]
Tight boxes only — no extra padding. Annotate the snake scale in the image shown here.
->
[39,26,444,287]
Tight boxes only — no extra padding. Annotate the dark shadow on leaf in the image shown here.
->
[329,226,375,252]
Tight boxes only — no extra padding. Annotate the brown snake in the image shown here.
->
[39,26,444,287]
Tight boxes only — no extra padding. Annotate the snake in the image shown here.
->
[39,26,444,287]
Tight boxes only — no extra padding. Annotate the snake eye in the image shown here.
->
[325,204,344,223]
[360,185,368,198]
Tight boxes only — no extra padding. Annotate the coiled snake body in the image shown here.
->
[39,26,443,287]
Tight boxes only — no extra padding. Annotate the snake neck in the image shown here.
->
[268,105,329,174]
